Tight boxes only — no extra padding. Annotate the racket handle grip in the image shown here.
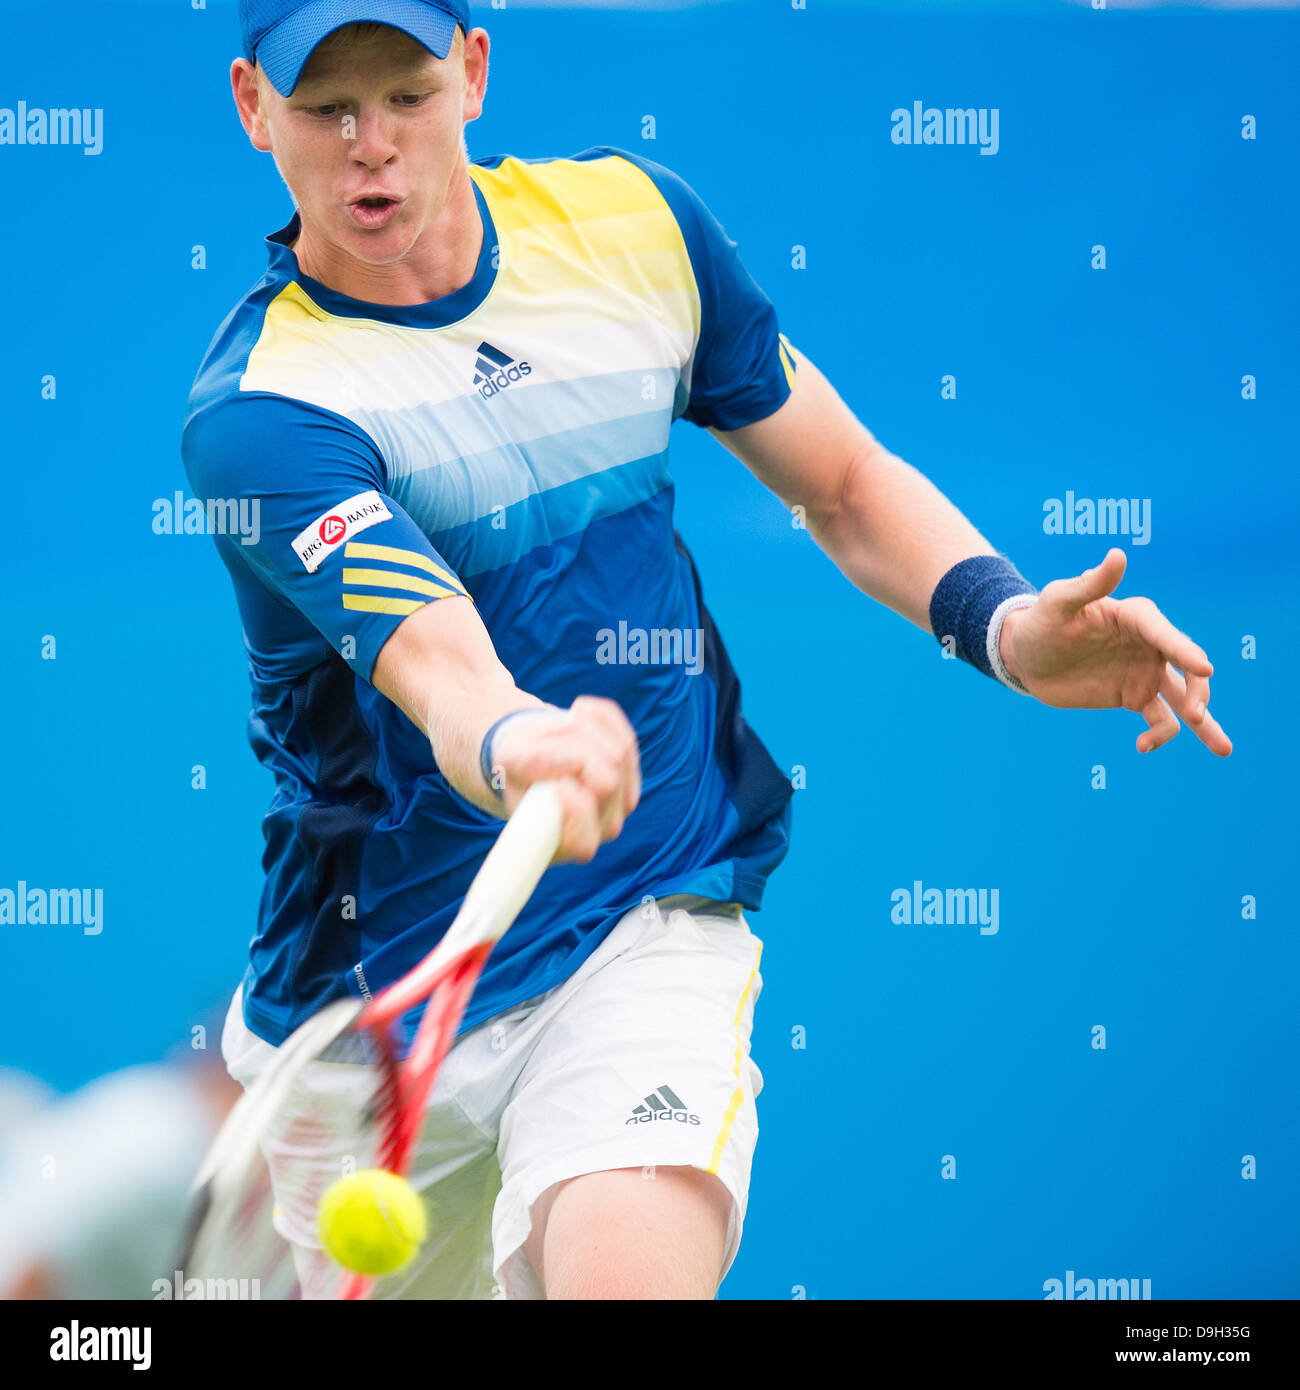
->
[462,778,566,937]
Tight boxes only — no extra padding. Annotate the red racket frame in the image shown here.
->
[337,938,494,1301]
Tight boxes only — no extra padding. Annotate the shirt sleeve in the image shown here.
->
[608,147,797,431]
[182,391,470,684]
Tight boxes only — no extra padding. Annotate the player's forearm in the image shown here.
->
[425,676,550,815]
[711,348,1011,635]
[371,599,549,814]
[809,441,1003,634]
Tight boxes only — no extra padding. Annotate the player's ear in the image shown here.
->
[461,27,489,122]
[231,57,274,153]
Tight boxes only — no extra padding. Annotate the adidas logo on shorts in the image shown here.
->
[626,1084,700,1126]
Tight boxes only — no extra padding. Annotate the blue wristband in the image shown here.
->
[478,708,566,801]
[479,713,520,802]
[929,555,1038,692]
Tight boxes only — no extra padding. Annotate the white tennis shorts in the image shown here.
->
[221,894,765,1300]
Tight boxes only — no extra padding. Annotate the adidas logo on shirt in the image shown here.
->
[473,340,532,399]
[626,1084,700,1126]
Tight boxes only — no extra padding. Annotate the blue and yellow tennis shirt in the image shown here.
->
[183,146,797,1046]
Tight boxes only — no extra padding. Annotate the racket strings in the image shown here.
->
[183,783,564,1300]
[187,944,501,1299]
[184,1025,392,1299]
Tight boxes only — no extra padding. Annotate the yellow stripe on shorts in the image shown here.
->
[706,927,763,1175]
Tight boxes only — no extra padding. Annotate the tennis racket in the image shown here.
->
[181,779,565,1301]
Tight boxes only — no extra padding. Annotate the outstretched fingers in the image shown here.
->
[1121,597,1213,681]
[1157,665,1233,758]
[1136,690,1180,754]
[1135,666,1233,756]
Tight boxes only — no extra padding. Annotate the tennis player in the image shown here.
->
[183,1,1232,1300]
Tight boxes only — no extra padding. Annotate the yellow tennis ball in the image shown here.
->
[317,1169,428,1276]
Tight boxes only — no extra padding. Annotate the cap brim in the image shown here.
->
[256,0,459,97]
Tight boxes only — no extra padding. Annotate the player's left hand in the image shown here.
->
[999,548,1233,757]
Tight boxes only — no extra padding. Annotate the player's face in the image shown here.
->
[256,29,481,265]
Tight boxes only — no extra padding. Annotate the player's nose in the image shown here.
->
[347,108,400,169]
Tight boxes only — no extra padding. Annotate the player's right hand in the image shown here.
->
[489,697,641,864]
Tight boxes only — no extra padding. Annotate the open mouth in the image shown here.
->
[348,195,403,229]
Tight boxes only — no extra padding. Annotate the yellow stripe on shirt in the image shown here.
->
[342,567,464,599]
[341,594,426,616]
[777,333,797,390]
[343,542,467,595]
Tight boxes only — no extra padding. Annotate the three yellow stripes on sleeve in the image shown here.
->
[340,541,470,616]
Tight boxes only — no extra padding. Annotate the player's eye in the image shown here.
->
[308,104,341,118]
[393,93,428,107]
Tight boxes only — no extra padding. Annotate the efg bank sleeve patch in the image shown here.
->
[292,489,393,573]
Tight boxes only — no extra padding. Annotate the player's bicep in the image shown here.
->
[708,342,878,528]
[370,591,517,736]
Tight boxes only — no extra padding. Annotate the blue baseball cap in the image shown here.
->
[240,0,472,97]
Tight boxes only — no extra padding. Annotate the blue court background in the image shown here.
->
[1,0,1296,1298]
